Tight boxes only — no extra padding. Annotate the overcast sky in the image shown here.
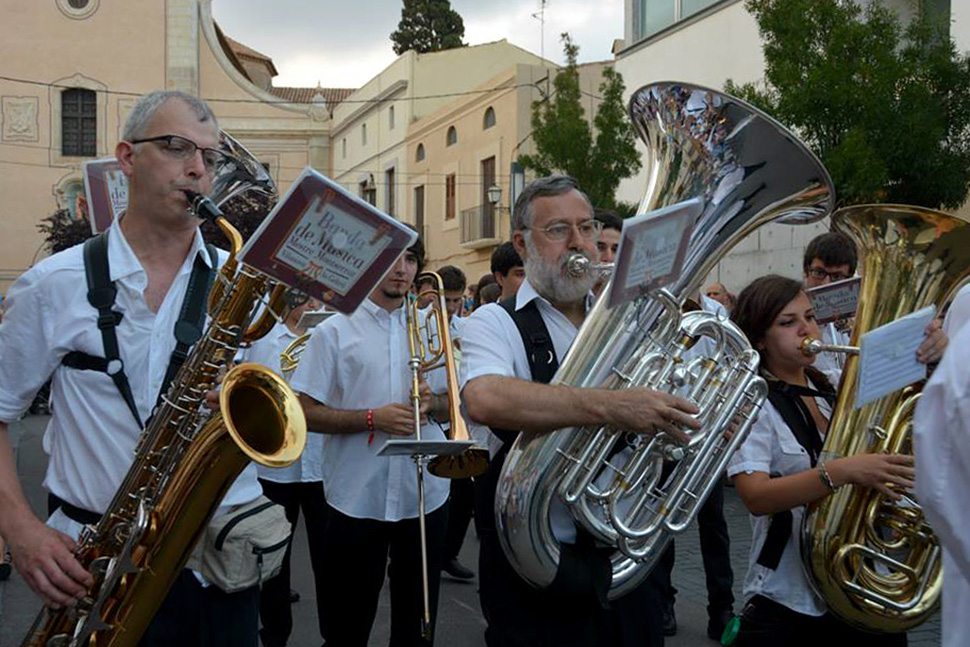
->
[212,0,625,89]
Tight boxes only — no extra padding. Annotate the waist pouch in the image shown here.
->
[186,495,291,593]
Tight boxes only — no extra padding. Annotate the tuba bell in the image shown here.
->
[800,204,970,632]
[494,81,835,599]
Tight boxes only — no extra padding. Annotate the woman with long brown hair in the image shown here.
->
[726,275,912,646]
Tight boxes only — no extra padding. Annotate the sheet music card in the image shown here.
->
[83,158,128,234]
[806,277,861,325]
[606,198,700,309]
[240,167,417,314]
[855,306,935,409]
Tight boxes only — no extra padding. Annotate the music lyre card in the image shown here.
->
[240,167,417,314]
[806,276,861,325]
[83,158,128,234]
[607,198,700,309]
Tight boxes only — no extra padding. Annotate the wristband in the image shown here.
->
[366,408,375,432]
[818,462,838,492]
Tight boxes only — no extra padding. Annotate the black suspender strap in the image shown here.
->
[155,244,218,411]
[756,379,834,570]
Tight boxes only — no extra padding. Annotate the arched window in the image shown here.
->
[483,106,496,129]
[446,126,458,147]
[415,143,426,162]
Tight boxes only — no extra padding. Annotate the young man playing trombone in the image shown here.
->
[292,233,453,647]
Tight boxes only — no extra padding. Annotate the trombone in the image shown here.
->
[377,271,487,640]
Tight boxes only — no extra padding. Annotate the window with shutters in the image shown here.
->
[445,174,456,220]
[61,88,97,157]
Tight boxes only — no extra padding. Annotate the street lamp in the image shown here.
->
[486,184,502,207]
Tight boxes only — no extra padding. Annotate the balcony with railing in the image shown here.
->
[460,204,499,248]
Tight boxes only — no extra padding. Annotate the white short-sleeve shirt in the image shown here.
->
[0,221,261,536]
[916,307,970,646]
[726,371,839,617]
[290,298,449,522]
[461,279,590,543]
[238,321,325,484]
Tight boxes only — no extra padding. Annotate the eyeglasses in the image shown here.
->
[806,267,852,282]
[129,134,230,174]
[523,219,603,242]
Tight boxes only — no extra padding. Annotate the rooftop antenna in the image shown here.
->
[531,0,549,61]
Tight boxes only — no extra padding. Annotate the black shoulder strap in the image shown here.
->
[62,238,218,429]
[499,297,559,383]
[488,298,559,446]
[756,379,833,570]
[62,233,143,428]
[155,244,218,411]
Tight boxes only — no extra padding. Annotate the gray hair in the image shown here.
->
[511,175,593,231]
[122,90,218,141]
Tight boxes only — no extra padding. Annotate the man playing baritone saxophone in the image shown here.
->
[461,175,701,647]
[0,91,264,646]
[292,232,453,647]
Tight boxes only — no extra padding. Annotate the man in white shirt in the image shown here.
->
[913,292,970,647]
[462,175,701,647]
[0,91,263,646]
[292,234,453,647]
[239,295,328,647]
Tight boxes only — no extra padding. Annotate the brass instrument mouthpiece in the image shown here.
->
[565,253,590,277]
[800,337,823,357]
[183,190,223,220]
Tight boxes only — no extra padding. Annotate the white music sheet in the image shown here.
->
[855,306,935,409]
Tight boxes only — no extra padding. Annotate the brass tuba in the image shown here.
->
[800,204,970,632]
[494,82,835,598]
[22,133,307,647]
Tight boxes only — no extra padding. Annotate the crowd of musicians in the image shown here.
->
[0,89,968,647]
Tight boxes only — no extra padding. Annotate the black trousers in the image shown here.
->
[140,569,260,647]
[320,502,449,647]
[657,476,734,616]
[444,477,475,560]
[257,479,329,647]
[734,595,908,647]
[477,529,666,647]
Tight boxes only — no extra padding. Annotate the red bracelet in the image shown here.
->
[366,409,375,432]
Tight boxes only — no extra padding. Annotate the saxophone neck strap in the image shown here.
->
[61,232,218,430]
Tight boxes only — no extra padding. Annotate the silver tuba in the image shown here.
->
[494,82,835,598]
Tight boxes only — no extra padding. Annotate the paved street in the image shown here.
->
[1,414,941,646]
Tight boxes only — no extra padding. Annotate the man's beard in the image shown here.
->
[381,285,409,300]
[524,235,596,304]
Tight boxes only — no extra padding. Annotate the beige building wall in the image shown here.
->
[615,0,970,294]
[329,40,551,230]
[405,61,610,282]
[0,0,331,292]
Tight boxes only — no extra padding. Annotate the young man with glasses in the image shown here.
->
[802,231,947,372]
[0,90,263,646]
[461,175,701,647]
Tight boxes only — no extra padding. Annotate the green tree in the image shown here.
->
[726,0,970,208]
[390,0,465,56]
[518,34,641,210]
